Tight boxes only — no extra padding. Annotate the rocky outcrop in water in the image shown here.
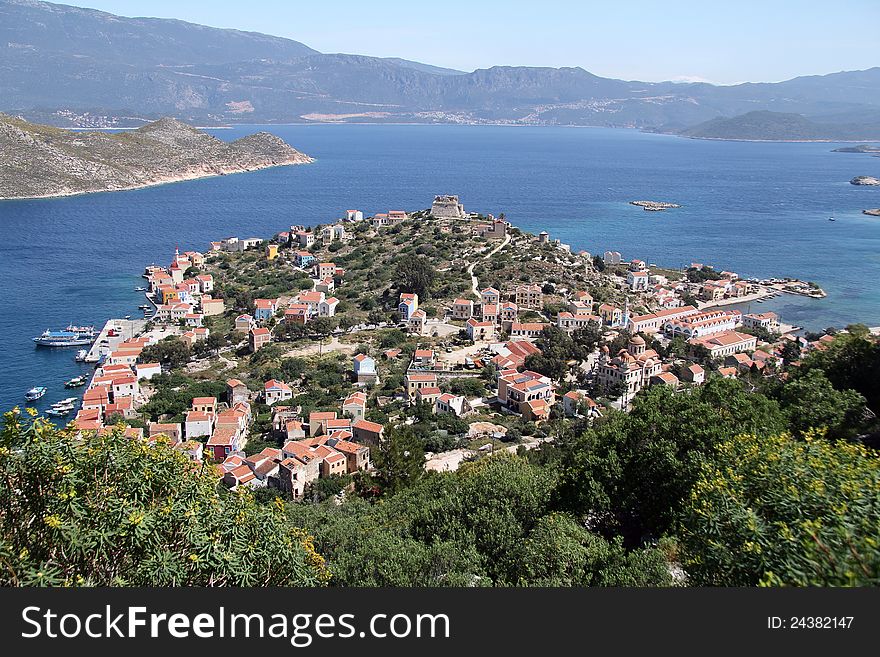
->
[864,209,880,216]
[630,200,682,211]
[0,114,313,200]
[850,176,880,186]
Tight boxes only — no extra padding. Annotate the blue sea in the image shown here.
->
[1,124,879,413]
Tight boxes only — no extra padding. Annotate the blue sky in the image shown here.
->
[70,0,879,84]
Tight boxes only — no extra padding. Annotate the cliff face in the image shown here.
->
[0,115,313,199]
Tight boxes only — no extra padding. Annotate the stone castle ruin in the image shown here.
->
[431,194,466,218]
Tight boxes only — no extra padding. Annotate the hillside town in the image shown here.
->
[64,194,831,496]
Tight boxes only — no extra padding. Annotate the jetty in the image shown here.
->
[84,318,147,363]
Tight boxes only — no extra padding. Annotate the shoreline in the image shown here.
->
[40,121,880,143]
[0,158,313,202]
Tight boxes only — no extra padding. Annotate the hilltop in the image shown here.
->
[0,115,312,200]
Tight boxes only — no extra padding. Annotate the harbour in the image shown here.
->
[2,124,880,413]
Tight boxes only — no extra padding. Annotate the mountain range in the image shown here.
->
[2,0,880,140]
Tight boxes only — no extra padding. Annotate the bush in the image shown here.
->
[0,413,328,587]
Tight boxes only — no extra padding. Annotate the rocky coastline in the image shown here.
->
[0,115,313,201]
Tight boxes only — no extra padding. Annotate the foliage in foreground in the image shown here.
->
[288,455,672,587]
[0,411,327,586]
[678,430,880,586]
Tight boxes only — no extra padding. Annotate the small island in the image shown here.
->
[0,114,313,200]
[833,145,880,153]
[630,200,682,211]
[850,176,880,186]
[863,209,880,216]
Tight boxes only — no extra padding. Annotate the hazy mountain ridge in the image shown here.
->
[2,0,880,139]
[0,114,312,199]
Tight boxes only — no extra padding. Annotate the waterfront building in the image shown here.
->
[689,330,758,359]
[743,312,781,333]
[627,305,698,334]
[664,309,741,339]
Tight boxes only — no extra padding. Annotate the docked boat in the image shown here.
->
[65,375,87,388]
[64,324,98,337]
[75,349,88,362]
[135,286,147,292]
[25,386,47,401]
[33,330,94,347]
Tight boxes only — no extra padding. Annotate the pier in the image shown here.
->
[84,318,147,363]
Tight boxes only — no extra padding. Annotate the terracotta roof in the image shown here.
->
[353,418,383,433]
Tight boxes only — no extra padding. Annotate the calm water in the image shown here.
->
[1,124,879,412]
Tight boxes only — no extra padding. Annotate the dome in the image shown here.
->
[630,335,646,346]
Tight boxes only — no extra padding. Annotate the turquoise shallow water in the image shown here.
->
[1,124,878,412]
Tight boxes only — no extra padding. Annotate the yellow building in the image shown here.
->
[158,286,179,304]
[266,244,279,260]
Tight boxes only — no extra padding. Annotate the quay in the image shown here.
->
[84,318,147,363]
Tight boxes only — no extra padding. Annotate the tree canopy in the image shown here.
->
[0,412,327,587]
[678,430,880,586]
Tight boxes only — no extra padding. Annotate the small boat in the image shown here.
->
[75,349,88,362]
[25,386,47,401]
[124,315,131,320]
[46,408,69,417]
[65,376,87,388]
[135,286,147,292]
[828,216,836,222]
[138,304,149,310]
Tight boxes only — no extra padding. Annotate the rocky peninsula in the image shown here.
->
[630,200,682,211]
[850,176,880,186]
[863,209,880,217]
[0,114,313,200]
[833,145,880,154]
